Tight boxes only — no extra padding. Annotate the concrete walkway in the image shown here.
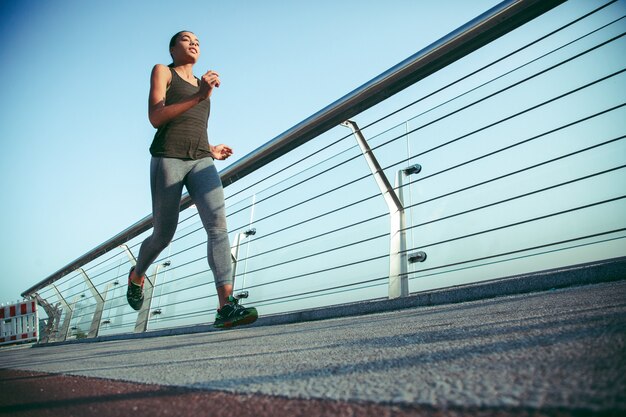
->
[1,280,625,416]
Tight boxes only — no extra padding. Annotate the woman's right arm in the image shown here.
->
[148,64,205,129]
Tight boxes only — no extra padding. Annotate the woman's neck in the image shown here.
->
[172,63,195,80]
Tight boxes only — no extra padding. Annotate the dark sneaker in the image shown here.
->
[214,295,258,329]
[126,266,144,311]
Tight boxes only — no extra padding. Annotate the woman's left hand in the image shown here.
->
[211,144,233,160]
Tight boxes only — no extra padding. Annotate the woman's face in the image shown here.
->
[170,32,200,64]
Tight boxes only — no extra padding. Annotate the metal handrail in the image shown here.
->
[22,0,565,297]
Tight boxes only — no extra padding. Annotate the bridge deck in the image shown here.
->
[1,280,624,416]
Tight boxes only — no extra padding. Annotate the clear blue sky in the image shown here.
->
[0,0,507,303]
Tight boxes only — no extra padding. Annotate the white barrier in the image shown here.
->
[0,300,39,346]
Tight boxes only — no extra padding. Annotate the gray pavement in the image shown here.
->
[1,280,625,414]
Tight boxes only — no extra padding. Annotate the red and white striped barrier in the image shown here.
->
[0,300,39,346]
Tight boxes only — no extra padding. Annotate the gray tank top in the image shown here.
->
[149,67,212,159]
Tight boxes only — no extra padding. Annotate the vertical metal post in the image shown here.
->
[242,195,257,291]
[52,285,73,342]
[34,294,62,343]
[77,268,105,338]
[393,170,409,297]
[134,263,162,333]
[66,296,81,340]
[121,244,158,333]
[231,233,244,283]
[231,229,256,298]
[99,281,115,323]
[342,120,408,298]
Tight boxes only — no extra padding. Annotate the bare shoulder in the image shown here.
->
[152,63,171,74]
[151,64,172,84]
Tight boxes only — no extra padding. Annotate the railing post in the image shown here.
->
[98,281,116,326]
[231,228,256,294]
[77,268,105,338]
[395,164,426,295]
[120,244,157,333]
[392,170,409,297]
[52,285,73,342]
[33,294,62,343]
[134,261,168,333]
[342,120,409,299]
[67,296,82,340]
[231,234,244,282]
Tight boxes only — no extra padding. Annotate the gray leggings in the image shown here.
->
[135,157,233,288]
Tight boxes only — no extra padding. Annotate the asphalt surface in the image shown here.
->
[1,280,625,416]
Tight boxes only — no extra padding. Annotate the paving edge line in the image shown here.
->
[34,256,626,347]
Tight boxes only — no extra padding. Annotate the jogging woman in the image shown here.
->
[126,30,257,329]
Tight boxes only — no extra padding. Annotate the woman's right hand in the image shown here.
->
[199,70,220,100]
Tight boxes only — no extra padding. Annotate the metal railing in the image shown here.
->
[23,0,626,341]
